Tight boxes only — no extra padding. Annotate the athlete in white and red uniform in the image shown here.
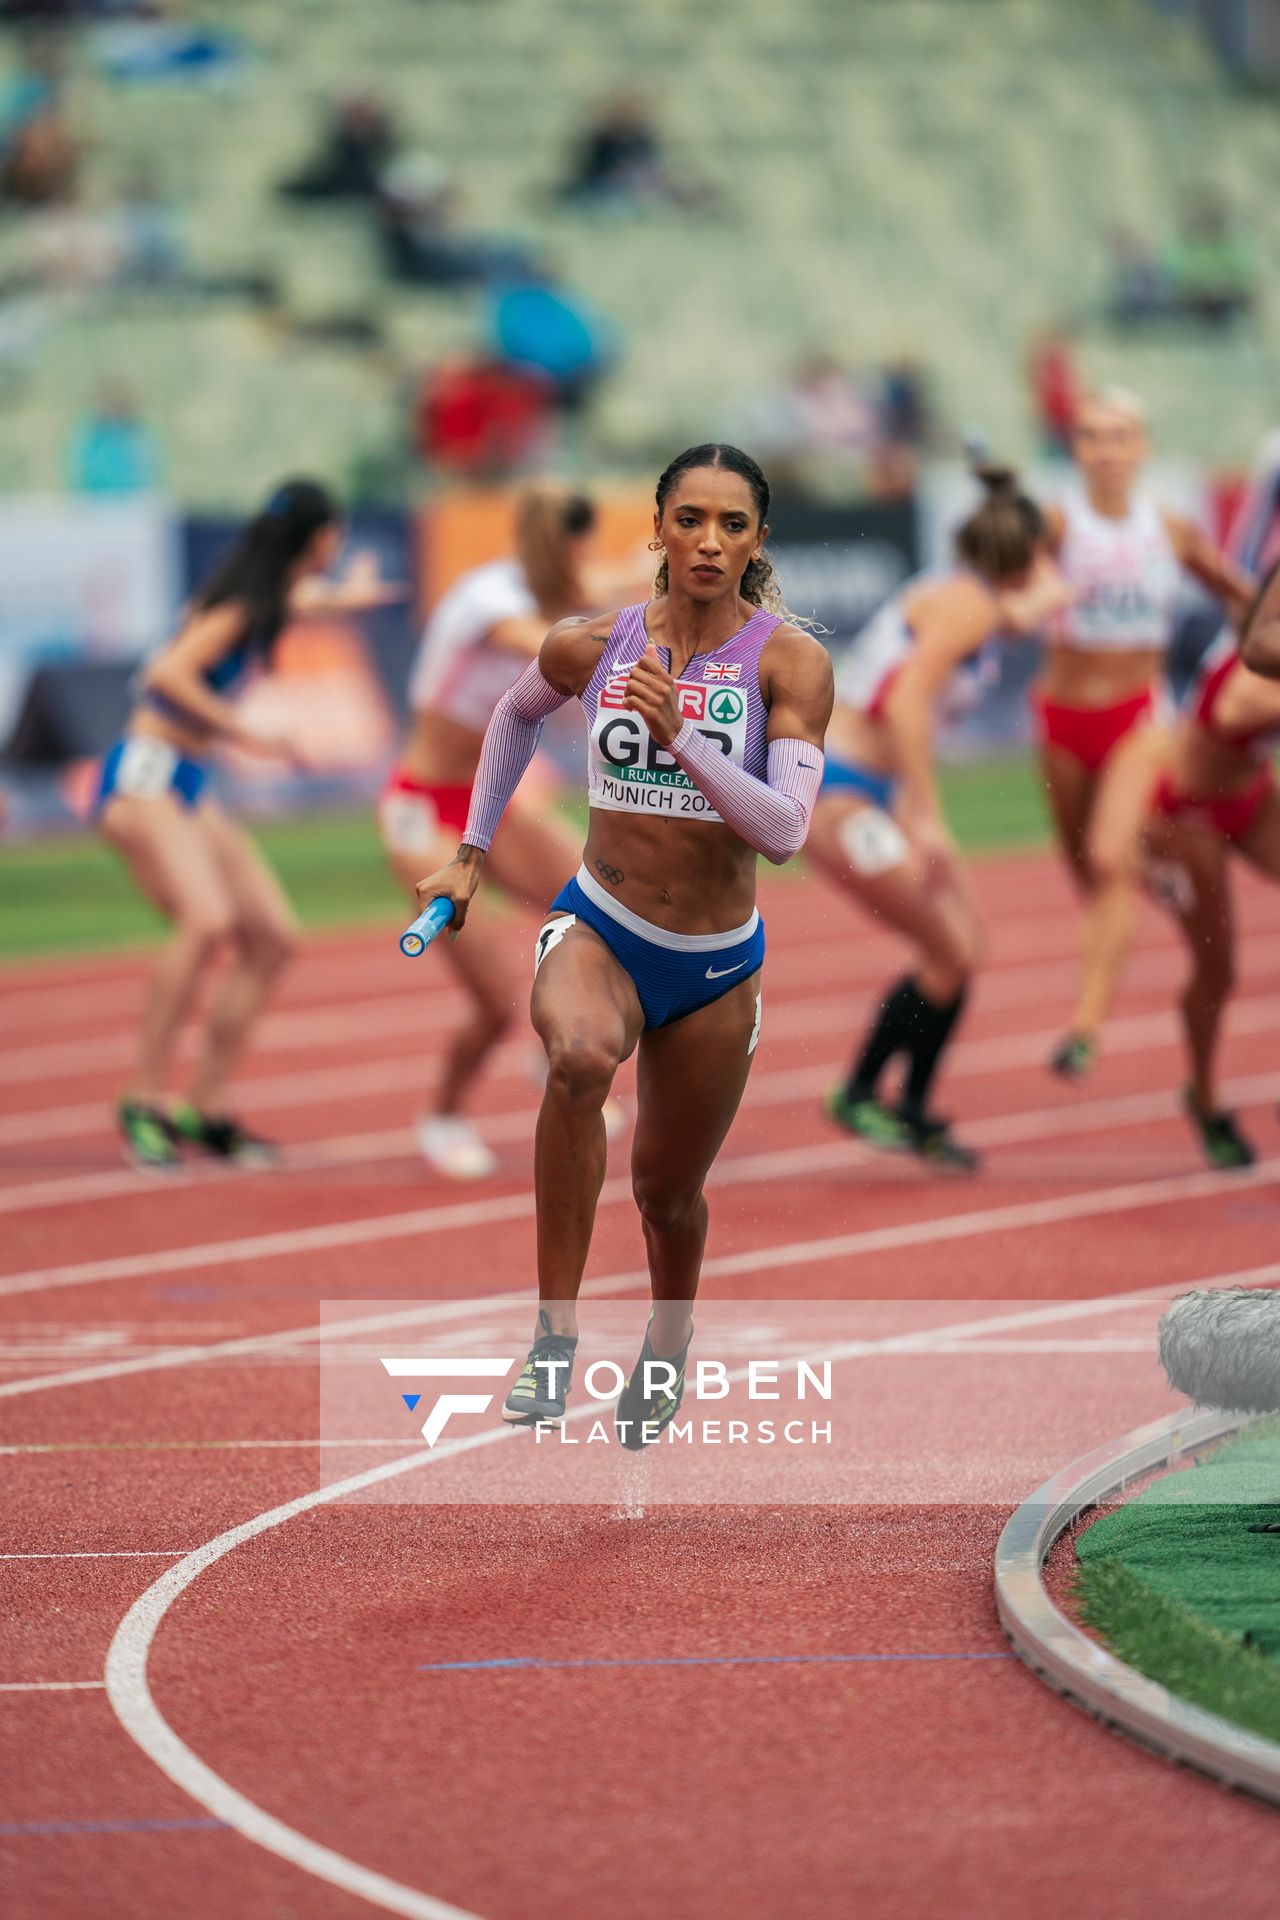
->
[809,465,1067,1169]
[1036,389,1254,1079]
[1146,572,1280,1166]
[380,481,620,1178]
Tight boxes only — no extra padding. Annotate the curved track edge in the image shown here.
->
[994,1406,1280,1807]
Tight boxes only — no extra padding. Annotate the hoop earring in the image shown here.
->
[647,538,664,553]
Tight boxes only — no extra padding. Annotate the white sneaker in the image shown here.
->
[415,1115,498,1180]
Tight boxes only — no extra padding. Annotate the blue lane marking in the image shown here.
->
[0,1817,228,1836]
[418,1653,1014,1672]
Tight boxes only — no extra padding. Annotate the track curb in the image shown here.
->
[994,1406,1280,1806]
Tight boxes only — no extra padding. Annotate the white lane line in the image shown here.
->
[6,892,1280,1132]
[0,1680,106,1692]
[4,1050,1280,1222]
[2,1025,1277,1319]
[99,1269,1247,1920]
[5,1130,1280,1410]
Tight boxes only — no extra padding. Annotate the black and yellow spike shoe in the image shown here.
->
[614,1315,692,1452]
[502,1310,578,1427]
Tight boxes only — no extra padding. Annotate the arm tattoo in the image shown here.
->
[594,859,625,887]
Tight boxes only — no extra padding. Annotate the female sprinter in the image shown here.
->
[413,443,833,1442]
[381,480,623,1178]
[1037,388,1254,1078]
[98,479,398,1170]
[1146,577,1280,1167]
[811,465,1067,1170]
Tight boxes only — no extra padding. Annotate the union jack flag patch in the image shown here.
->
[703,661,742,683]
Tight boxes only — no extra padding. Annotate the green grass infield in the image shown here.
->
[1075,1418,1280,1745]
[0,754,1050,964]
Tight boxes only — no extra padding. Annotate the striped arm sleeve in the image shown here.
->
[667,728,824,864]
[462,662,571,851]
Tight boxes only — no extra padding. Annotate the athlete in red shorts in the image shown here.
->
[1146,579,1280,1166]
[1036,389,1254,1078]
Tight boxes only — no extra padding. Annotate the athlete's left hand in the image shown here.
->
[623,645,682,746]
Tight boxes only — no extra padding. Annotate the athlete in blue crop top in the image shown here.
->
[96,478,402,1169]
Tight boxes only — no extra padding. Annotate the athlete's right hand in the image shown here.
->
[414,847,484,933]
[236,723,309,770]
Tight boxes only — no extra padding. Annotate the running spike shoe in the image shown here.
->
[614,1315,692,1451]
[416,1114,498,1180]
[1049,1032,1095,1080]
[171,1103,281,1167]
[824,1087,912,1152]
[118,1099,181,1172]
[899,1110,981,1174]
[1183,1091,1256,1171]
[502,1311,578,1427]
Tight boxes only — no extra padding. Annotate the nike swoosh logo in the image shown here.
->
[611,660,635,675]
[705,960,750,980]
[798,760,816,769]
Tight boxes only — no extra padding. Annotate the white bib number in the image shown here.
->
[116,736,179,800]
[589,676,749,822]
[379,791,440,858]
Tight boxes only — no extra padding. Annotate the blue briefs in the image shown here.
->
[96,735,208,814]
[543,865,765,1030]
[819,754,896,812]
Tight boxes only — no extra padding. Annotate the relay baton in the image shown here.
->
[399,896,455,957]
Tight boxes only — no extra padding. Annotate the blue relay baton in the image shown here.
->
[399,896,455,957]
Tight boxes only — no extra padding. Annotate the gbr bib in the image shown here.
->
[583,603,777,824]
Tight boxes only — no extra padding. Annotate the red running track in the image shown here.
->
[2,849,1280,1920]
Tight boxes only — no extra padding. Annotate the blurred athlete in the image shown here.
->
[811,465,1067,1169]
[98,479,399,1170]
[1036,388,1254,1078]
[414,443,833,1443]
[381,480,636,1177]
[1148,572,1280,1166]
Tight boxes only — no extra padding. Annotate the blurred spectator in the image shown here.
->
[1167,192,1254,326]
[1105,225,1171,326]
[377,154,540,288]
[765,354,878,459]
[558,92,714,211]
[490,276,612,411]
[65,379,161,492]
[0,95,79,206]
[1026,327,1080,458]
[116,168,184,283]
[0,33,63,148]
[871,356,934,497]
[279,92,397,203]
[415,354,552,478]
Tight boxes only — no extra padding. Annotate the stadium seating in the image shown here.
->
[0,0,1276,501]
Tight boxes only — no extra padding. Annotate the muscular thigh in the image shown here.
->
[487,797,580,913]
[531,915,644,1062]
[1088,725,1167,872]
[1146,816,1233,954]
[631,973,761,1193]
[1038,746,1096,879]
[808,798,974,973]
[100,792,232,926]
[198,802,297,943]
[1237,785,1280,882]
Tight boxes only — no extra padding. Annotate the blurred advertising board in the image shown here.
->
[0,495,180,747]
